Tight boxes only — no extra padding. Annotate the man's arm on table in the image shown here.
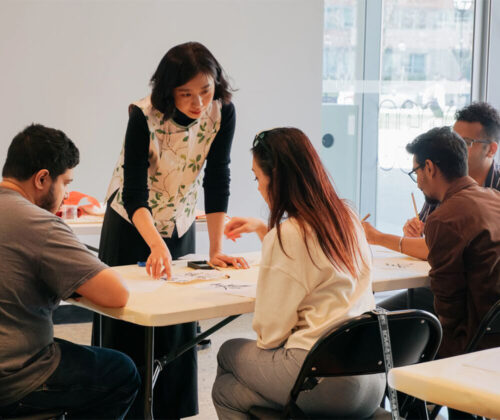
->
[76,268,129,307]
[362,222,429,260]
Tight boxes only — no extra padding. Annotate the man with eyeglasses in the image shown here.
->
[402,127,500,360]
[364,102,500,261]
[406,102,500,236]
[362,102,500,314]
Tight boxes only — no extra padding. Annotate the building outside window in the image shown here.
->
[322,0,474,233]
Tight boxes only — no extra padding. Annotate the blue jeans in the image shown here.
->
[0,338,140,419]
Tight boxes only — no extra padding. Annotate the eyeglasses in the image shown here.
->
[462,137,491,148]
[408,163,424,183]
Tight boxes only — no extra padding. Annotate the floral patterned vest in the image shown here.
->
[106,96,222,238]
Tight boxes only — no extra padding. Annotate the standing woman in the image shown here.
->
[97,42,245,419]
[212,128,385,419]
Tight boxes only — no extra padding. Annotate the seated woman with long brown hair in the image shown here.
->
[211,127,385,419]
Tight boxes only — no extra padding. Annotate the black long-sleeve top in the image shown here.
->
[121,102,236,221]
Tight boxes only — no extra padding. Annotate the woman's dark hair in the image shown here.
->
[252,127,363,277]
[406,126,468,181]
[456,102,500,143]
[150,42,233,119]
[2,123,79,181]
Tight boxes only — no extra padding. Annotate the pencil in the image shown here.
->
[411,193,420,220]
[361,213,370,222]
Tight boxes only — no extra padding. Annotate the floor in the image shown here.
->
[54,313,256,420]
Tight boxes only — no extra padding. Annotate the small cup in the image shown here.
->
[61,204,78,220]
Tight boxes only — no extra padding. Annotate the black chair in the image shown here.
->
[249,309,442,420]
[464,299,500,353]
[429,299,500,420]
[3,411,65,420]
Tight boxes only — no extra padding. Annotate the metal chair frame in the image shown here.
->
[249,309,442,420]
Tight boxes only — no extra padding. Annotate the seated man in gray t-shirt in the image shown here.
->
[0,124,140,419]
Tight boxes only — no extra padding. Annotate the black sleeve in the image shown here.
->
[203,102,236,214]
[122,105,152,220]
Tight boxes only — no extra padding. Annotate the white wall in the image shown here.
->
[0,0,323,252]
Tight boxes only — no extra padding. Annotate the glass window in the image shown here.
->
[321,0,475,228]
[376,0,474,234]
[321,0,359,203]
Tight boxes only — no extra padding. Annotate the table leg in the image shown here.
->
[98,314,102,347]
[157,315,240,370]
[145,315,240,418]
[144,327,155,420]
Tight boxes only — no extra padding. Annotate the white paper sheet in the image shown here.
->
[373,256,427,271]
[380,260,418,270]
[163,270,230,284]
[195,282,257,298]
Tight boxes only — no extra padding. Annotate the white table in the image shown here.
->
[74,258,260,327]
[66,215,104,236]
[70,255,260,419]
[67,216,210,236]
[70,247,430,419]
[76,247,429,326]
[371,245,430,292]
[388,348,500,418]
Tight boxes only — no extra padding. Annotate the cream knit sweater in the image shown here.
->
[252,217,375,351]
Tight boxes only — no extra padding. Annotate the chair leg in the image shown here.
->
[428,404,442,419]
[400,398,429,420]
[284,401,308,419]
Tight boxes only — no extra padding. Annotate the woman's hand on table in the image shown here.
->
[224,217,268,241]
[209,251,249,269]
[147,242,172,279]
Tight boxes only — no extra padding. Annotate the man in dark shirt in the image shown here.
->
[364,102,500,261]
[411,102,500,228]
[0,124,140,418]
[406,126,500,358]
[364,102,500,314]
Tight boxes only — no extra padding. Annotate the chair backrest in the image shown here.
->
[465,299,500,353]
[289,309,442,401]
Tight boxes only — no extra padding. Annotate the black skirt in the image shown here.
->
[93,205,198,419]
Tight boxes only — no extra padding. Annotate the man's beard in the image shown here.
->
[424,194,440,206]
[39,183,57,213]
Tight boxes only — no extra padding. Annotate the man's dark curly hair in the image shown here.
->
[406,126,468,182]
[2,124,79,180]
[455,102,500,143]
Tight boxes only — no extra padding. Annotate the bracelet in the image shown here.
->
[398,236,404,253]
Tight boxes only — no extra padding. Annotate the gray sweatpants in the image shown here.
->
[212,338,386,419]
